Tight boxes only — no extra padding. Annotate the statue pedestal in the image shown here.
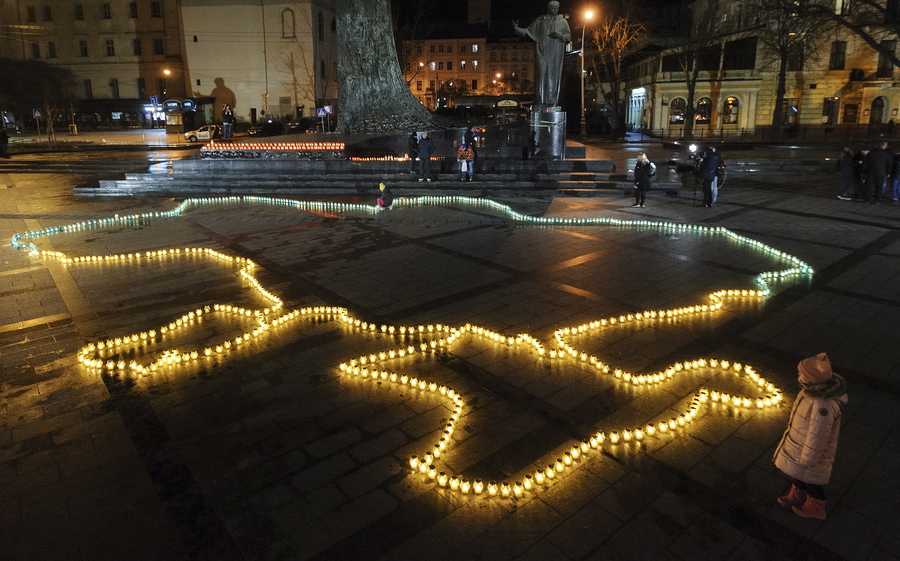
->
[530,107,566,160]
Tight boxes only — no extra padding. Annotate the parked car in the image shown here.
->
[286,117,318,134]
[247,120,284,137]
[184,124,221,142]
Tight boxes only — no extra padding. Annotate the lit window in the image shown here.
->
[472,44,479,53]
[696,97,712,124]
[669,98,686,124]
[460,60,466,69]
[472,60,478,70]
[723,97,739,124]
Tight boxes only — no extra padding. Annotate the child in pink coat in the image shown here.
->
[773,353,848,519]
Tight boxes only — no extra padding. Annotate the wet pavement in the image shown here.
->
[1,137,899,561]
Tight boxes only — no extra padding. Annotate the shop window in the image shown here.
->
[669,98,686,124]
[723,97,739,124]
[696,97,712,124]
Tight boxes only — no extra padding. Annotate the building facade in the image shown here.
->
[626,0,900,140]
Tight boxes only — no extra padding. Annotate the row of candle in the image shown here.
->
[204,142,345,151]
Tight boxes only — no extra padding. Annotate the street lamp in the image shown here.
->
[580,9,594,140]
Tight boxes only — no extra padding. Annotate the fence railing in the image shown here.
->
[644,123,898,144]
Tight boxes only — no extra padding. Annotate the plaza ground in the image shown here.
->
[0,137,898,560]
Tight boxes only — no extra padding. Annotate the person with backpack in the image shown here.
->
[631,152,655,208]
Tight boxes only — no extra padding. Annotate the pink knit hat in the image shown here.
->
[798,353,833,384]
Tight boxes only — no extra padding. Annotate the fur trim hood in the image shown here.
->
[801,373,847,400]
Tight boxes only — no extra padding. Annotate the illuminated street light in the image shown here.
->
[580,9,594,140]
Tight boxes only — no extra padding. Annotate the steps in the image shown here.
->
[76,155,685,198]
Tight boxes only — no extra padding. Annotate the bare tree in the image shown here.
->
[804,0,900,67]
[588,11,649,139]
[757,0,831,128]
[335,0,449,132]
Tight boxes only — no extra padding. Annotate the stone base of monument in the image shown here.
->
[530,108,566,160]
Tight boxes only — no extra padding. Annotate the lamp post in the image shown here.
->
[580,10,594,140]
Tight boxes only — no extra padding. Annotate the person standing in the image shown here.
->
[698,147,720,207]
[512,1,571,108]
[837,147,855,200]
[631,152,653,207]
[407,132,419,174]
[774,353,848,520]
[866,141,891,203]
[457,143,475,181]
[852,148,870,200]
[891,151,900,203]
[465,127,478,174]
[222,105,235,142]
[0,128,9,159]
[417,132,434,182]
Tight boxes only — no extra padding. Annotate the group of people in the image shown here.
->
[836,140,899,203]
[406,128,479,182]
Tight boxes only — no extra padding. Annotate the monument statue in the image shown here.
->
[513,1,571,108]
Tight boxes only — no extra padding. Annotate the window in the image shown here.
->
[430,45,435,53]
[438,45,444,53]
[132,38,141,55]
[153,38,165,55]
[835,0,851,14]
[151,2,162,17]
[501,51,507,61]
[669,98,686,124]
[471,79,477,89]
[460,60,466,69]
[877,40,896,78]
[137,77,146,95]
[490,52,497,62]
[829,41,846,70]
[101,3,111,19]
[47,41,56,58]
[822,97,839,124]
[78,40,88,57]
[31,42,41,58]
[416,46,421,55]
[472,44,479,53]
[842,103,858,123]
[512,51,518,61]
[129,2,137,18]
[786,45,804,71]
[42,6,52,21]
[110,78,119,99]
[447,45,452,53]
[781,98,799,124]
[447,61,453,70]
[723,97,739,124]
[696,97,712,124]
[429,80,435,91]
[460,44,467,53]
[282,8,295,38]
[75,4,84,20]
[105,39,115,56]
[472,60,478,70]
[84,79,93,99]
[27,7,36,22]
[723,37,757,70]
[157,77,166,96]
[429,61,435,71]
[416,81,422,91]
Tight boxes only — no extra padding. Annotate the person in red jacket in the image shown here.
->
[457,144,475,181]
[773,353,848,520]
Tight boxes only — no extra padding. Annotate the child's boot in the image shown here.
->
[792,496,826,520]
[777,484,806,508]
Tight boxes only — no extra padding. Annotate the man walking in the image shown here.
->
[866,141,891,203]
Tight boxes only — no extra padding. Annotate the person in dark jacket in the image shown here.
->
[464,127,478,173]
[0,128,9,159]
[631,152,653,207]
[852,148,869,199]
[865,141,891,203]
[891,152,900,203]
[407,132,418,173]
[222,105,235,141]
[837,147,855,200]
[698,147,720,207]
[417,132,435,182]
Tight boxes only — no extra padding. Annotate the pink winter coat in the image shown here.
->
[773,375,847,485]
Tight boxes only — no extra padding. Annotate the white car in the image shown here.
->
[184,125,221,142]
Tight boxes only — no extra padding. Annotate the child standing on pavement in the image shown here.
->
[773,353,848,520]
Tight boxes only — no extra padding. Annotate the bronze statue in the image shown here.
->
[513,1,571,108]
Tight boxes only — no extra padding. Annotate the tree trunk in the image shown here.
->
[335,0,450,133]
[771,59,788,130]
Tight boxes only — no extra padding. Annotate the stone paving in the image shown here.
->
[1,140,899,561]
